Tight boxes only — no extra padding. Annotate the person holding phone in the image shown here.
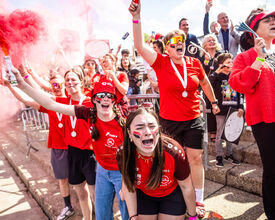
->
[128,1,220,218]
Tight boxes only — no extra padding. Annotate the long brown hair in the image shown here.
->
[121,108,164,192]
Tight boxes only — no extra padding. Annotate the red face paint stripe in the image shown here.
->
[133,131,141,139]
[151,127,159,135]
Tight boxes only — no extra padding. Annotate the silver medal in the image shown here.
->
[58,123,63,128]
[71,131,77,137]
[182,91,188,98]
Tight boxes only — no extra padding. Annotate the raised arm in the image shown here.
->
[12,68,75,116]
[129,1,157,66]
[2,79,40,110]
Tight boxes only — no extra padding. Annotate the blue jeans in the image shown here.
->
[95,163,129,220]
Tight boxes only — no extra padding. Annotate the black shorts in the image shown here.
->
[68,146,96,185]
[159,116,205,149]
[51,149,69,179]
[137,186,186,215]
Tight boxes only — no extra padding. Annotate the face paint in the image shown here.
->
[151,127,159,135]
[95,97,102,103]
[133,131,141,139]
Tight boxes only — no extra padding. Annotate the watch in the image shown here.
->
[211,100,218,105]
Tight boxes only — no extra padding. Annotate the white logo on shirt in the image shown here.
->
[106,132,118,138]
[105,138,116,148]
[160,175,172,187]
[136,174,141,185]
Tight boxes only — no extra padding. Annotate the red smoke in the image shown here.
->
[0,10,45,66]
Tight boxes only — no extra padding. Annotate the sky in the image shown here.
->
[2,0,275,59]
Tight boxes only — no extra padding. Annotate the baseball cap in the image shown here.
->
[249,11,275,30]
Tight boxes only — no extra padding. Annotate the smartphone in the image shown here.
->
[133,0,139,4]
[122,32,129,40]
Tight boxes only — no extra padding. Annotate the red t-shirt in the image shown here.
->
[152,53,205,121]
[75,105,123,170]
[39,104,67,150]
[56,96,93,150]
[117,138,190,197]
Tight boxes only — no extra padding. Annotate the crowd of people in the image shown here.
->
[1,0,274,219]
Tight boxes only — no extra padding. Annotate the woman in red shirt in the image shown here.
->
[229,10,275,219]
[128,1,219,217]
[13,71,129,220]
[117,108,198,220]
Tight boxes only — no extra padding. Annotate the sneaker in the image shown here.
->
[215,156,224,167]
[224,154,240,165]
[57,206,75,220]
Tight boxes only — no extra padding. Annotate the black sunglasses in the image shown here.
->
[95,92,115,99]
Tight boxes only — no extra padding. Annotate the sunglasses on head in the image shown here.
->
[95,92,115,99]
[51,82,62,89]
[166,36,185,48]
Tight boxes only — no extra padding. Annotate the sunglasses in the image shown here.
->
[95,92,115,99]
[166,36,185,48]
[51,82,62,89]
[86,62,96,67]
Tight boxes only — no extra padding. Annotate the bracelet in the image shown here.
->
[187,212,198,220]
[132,19,140,24]
[211,100,218,105]
[129,214,138,219]
[24,74,30,79]
[256,57,265,62]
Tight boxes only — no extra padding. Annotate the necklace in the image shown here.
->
[137,152,153,164]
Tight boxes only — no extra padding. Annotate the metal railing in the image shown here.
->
[21,107,49,157]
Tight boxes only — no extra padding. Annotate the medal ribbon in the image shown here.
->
[170,58,188,92]
[56,112,63,123]
[69,96,86,131]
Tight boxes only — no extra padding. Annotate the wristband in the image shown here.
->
[256,57,265,62]
[132,19,140,24]
[129,214,138,219]
[187,212,198,220]
[211,100,218,105]
[24,74,30,79]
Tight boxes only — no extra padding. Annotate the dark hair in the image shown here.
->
[240,8,265,51]
[121,49,130,56]
[153,40,165,54]
[179,18,188,28]
[216,53,233,65]
[121,108,164,192]
[89,104,125,140]
[120,57,132,71]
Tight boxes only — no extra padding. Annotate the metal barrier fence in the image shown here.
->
[21,107,49,157]
[127,94,209,170]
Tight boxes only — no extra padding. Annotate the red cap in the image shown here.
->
[92,77,116,97]
[249,11,275,30]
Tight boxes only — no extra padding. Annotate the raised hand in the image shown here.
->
[129,0,141,19]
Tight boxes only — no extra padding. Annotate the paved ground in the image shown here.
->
[0,150,48,220]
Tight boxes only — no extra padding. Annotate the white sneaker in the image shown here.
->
[57,206,75,220]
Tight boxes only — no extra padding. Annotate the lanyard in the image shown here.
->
[69,96,86,130]
[170,58,188,97]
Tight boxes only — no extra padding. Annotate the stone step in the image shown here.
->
[205,155,262,196]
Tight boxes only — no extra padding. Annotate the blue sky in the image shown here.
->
[3,0,275,59]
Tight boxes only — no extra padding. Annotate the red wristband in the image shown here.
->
[132,19,140,24]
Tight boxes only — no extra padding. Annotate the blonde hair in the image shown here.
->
[201,34,222,56]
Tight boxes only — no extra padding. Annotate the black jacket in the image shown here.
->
[209,72,244,115]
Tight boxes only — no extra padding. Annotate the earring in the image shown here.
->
[130,137,133,142]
